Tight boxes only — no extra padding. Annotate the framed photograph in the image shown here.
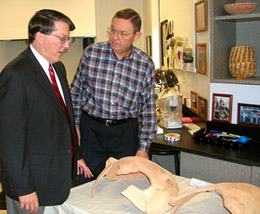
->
[198,96,207,119]
[195,0,207,32]
[237,103,260,127]
[191,91,199,112]
[212,93,233,123]
[160,20,168,66]
[196,43,207,75]
[146,35,152,57]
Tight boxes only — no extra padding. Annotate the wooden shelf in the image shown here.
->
[215,13,260,22]
[211,77,260,85]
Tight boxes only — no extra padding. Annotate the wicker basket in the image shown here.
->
[229,45,256,78]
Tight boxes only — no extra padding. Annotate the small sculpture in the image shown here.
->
[170,182,260,214]
[93,156,179,214]
[93,156,260,214]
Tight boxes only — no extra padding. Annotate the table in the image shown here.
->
[152,121,260,186]
[152,121,260,167]
[44,176,229,214]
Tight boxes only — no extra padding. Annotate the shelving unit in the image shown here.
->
[215,13,260,22]
[210,0,260,85]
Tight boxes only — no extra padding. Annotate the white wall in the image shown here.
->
[95,0,144,50]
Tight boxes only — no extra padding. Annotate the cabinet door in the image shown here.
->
[180,152,251,184]
[0,0,96,40]
[251,166,260,187]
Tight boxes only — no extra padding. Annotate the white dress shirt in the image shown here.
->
[30,44,66,104]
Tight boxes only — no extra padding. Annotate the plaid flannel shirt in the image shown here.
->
[71,41,157,152]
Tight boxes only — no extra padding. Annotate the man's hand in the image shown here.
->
[77,159,94,179]
[136,150,149,160]
[18,192,39,213]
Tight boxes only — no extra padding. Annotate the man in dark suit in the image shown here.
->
[0,9,93,213]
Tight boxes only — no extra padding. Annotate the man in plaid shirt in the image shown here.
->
[71,8,157,184]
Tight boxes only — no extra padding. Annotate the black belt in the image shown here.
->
[86,113,128,126]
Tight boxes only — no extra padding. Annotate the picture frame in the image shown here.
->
[191,91,199,112]
[195,0,207,32]
[212,93,233,123]
[160,20,168,67]
[196,43,207,75]
[198,96,207,119]
[237,103,260,127]
[146,35,152,57]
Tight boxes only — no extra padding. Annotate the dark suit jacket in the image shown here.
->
[0,47,79,206]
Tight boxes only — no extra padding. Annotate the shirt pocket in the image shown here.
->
[117,82,140,110]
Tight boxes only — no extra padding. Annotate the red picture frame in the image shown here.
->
[212,93,233,123]
[237,103,260,127]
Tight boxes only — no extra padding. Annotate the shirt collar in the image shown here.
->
[30,44,49,71]
[107,42,134,61]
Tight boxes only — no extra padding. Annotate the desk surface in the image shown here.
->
[152,124,260,167]
[44,176,229,214]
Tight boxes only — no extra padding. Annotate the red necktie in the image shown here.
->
[49,64,74,158]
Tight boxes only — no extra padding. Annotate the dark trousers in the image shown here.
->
[78,111,139,184]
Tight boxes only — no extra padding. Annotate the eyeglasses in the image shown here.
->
[108,26,134,39]
[51,34,72,44]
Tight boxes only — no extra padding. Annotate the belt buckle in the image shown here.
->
[105,119,113,126]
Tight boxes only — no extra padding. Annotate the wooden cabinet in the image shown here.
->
[210,0,260,85]
[180,152,260,187]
